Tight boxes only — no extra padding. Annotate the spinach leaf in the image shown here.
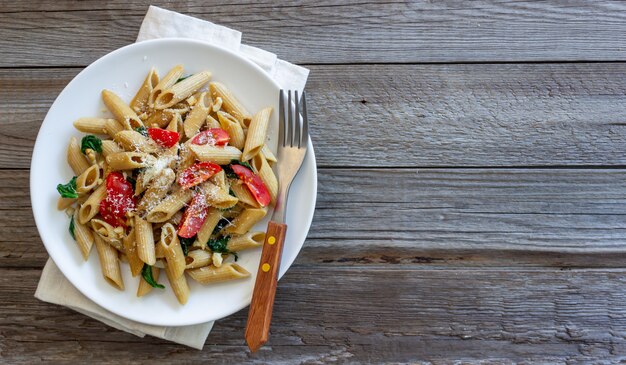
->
[69,215,75,240]
[212,218,231,236]
[175,75,191,84]
[80,135,102,154]
[134,126,149,137]
[141,264,165,289]
[207,236,238,261]
[56,176,78,199]
[228,188,236,197]
[179,236,195,256]
[223,160,254,179]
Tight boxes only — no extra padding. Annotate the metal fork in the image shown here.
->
[245,90,309,352]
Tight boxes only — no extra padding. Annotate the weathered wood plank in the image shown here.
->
[4,63,626,168]
[6,168,626,268]
[2,1,626,66]
[2,268,626,363]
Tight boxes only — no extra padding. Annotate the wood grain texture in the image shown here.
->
[4,63,626,168]
[6,168,626,269]
[2,1,626,66]
[3,268,626,364]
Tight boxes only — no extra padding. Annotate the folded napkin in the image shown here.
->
[35,5,309,349]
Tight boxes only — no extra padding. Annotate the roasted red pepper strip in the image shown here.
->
[148,128,180,148]
[177,162,222,189]
[190,128,230,146]
[100,172,135,227]
[178,193,208,238]
[231,164,271,207]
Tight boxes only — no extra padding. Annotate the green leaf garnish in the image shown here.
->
[56,176,78,199]
[80,135,102,154]
[134,126,148,137]
[179,236,195,256]
[69,215,75,240]
[212,218,230,236]
[207,236,238,261]
[141,264,165,289]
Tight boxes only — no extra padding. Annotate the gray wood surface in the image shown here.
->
[2,1,626,66]
[2,0,626,363]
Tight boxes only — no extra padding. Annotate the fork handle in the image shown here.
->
[245,221,287,352]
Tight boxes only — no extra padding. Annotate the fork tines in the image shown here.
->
[279,90,308,148]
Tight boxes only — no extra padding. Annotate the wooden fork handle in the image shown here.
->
[245,221,287,352]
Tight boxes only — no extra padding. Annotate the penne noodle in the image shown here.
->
[166,113,183,135]
[195,208,223,248]
[137,168,175,213]
[137,265,160,297]
[224,207,268,235]
[101,140,123,159]
[131,67,159,114]
[159,223,186,279]
[106,152,156,171]
[187,263,250,285]
[149,65,184,107]
[242,107,272,161]
[164,261,190,305]
[200,181,238,209]
[73,209,94,260]
[114,130,161,153]
[75,164,102,194]
[67,137,90,176]
[209,82,252,125]
[135,215,156,266]
[230,180,258,208]
[145,109,173,128]
[183,92,210,138]
[57,197,77,210]
[189,144,242,165]
[260,144,277,165]
[211,96,223,113]
[104,118,125,138]
[217,111,245,149]
[78,183,106,224]
[90,218,124,251]
[227,231,265,252]
[155,71,212,109]
[73,118,110,135]
[94,235,124,290]
[185,249,212,269]
[210,170,228,191]
[146,188,193,223]
[122,226,144,277]
[251,152,278,205]
[206,114,220,129]
[102,89,144,130]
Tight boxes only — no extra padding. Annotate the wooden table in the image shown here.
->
[3,1,626,363]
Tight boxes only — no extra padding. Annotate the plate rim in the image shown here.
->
[30,38,317,326]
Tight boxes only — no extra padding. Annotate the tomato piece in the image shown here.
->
[148,128,180,148]
[100,172,136,228]
[177,162,222,189]
[178,193,208,238]
[190,128,230,146]
[231,164,271,207]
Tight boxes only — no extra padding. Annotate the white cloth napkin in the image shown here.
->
[35,5,309,350]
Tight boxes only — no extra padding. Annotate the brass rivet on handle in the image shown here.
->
[268,236,276,245]
[262,263,271,272]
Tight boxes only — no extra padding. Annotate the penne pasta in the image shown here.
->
[94,235,124,290]
[78,183,106,224]
[90,218,124,251]
[57,197,77,210]
[67,137,90,176]
[230,180,259,208]
[195,208,223,248]
[242,107,272,161]
[131,67,159,114]
[159,223,186,279]
[209,82,252,125]
[106,152,156,171]
[146,188,193,223]
[185,249,212,269]
[137,168,175,213]
[122,226,143,277]
[155,71,212,109]
[260,144,277,165]
[200,181,238,209]
[187,263,250,284]
[227,231,265,252]
[135,215,156,266]
[137,265,160,297]
[145,109,173,128]
[224,207,268,235]
[73,209,94,260]
[164,261,190,305]
[73,118,110,135]
[189,144,242,165]
[217,111,245,149]
[149,64,184,107]
[114,130,161,154]
[251,153,278,204]
[104,118,125,138]
[206,114,220,129]
[183,92,210,138]
[101,140,123,159]
[102,89,144,130]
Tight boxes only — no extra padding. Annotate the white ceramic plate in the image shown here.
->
[30,38,317,326]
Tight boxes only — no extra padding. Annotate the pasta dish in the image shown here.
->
[55,65,276,304]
